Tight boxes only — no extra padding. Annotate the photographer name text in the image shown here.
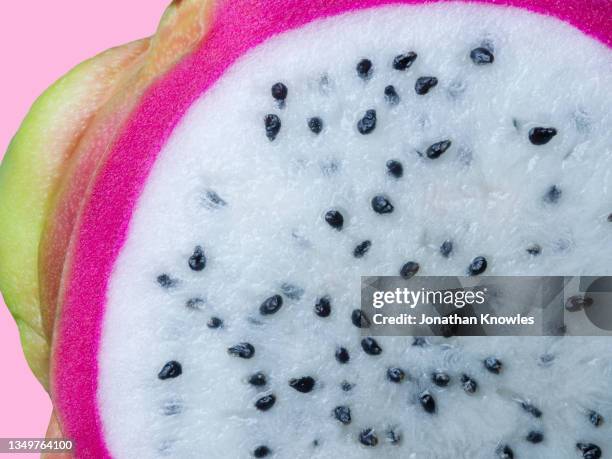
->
[370,287,535,326]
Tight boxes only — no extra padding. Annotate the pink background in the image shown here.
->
[0,1,168,456]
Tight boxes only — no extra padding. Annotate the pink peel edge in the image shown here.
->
[51,0,611,457]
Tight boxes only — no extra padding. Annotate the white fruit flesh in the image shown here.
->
[98,4,612,458]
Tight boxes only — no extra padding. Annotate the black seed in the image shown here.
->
[207,317,223,329]
[565,295,594,312]
[441,324,458,339]
[426,139,452,159]
[386,429,401,445]
[386,159,403,178]
[529,127,557,145]
[264,114,281,141]
[351,309,371,328]
[228,343,255,359]
[415,76,438,95]
[470,47,495,65]
[440,240,453,257]
[527,244,542,256]
[356,59,373,80]
[384,85,400,105]
[432,372,451,387]
[420,392,436,414]
[461,374,478,393]
[333,406,352,425]
[544,185,562,204]
[577,443,602,459]
[188,245,206,271]
[335,347,350,364]
[607,213,612,223]
[400,261,420,279]
[588,410,604,427]
[361,337,382,355]
[186,297,205,310]
[203,189,227,209]
[526,431,544,444]
[289,376,316,393]
[253,445,271,458]
[341,381,353,392]
[371,195,394,214]
[161,401,183,416]
[280,283,304,300]
[521,402,542,418]
[387,367,406,383]
[248,372,267,387]
[271,82,287,102]
[440,321,459,338]
[413,337,427,347]
[469,256,488,276]
[308,117,323,134]
[314,296,332,317]
[259,295,283,315]
[359,429,378,447]
[393,51,418,71]
[497,444,514,459]
[255,394,276,411]
[354,240,372,258]
[484,357,503,374]
[325,210,344,230]
[539,353,555,365]
[357,109,377,135]
[157,274,178,289]
[158,361,182,380]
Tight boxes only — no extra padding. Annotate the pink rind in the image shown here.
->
[51,1,611,457]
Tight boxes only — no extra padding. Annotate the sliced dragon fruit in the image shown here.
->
[1,0,611,458]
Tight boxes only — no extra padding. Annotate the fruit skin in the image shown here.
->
[0,38,149,389]
[39,0,213,357]
[41,410,71,459]
[0,0,607,457]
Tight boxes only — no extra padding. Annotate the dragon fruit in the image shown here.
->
[1,0,611,458]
